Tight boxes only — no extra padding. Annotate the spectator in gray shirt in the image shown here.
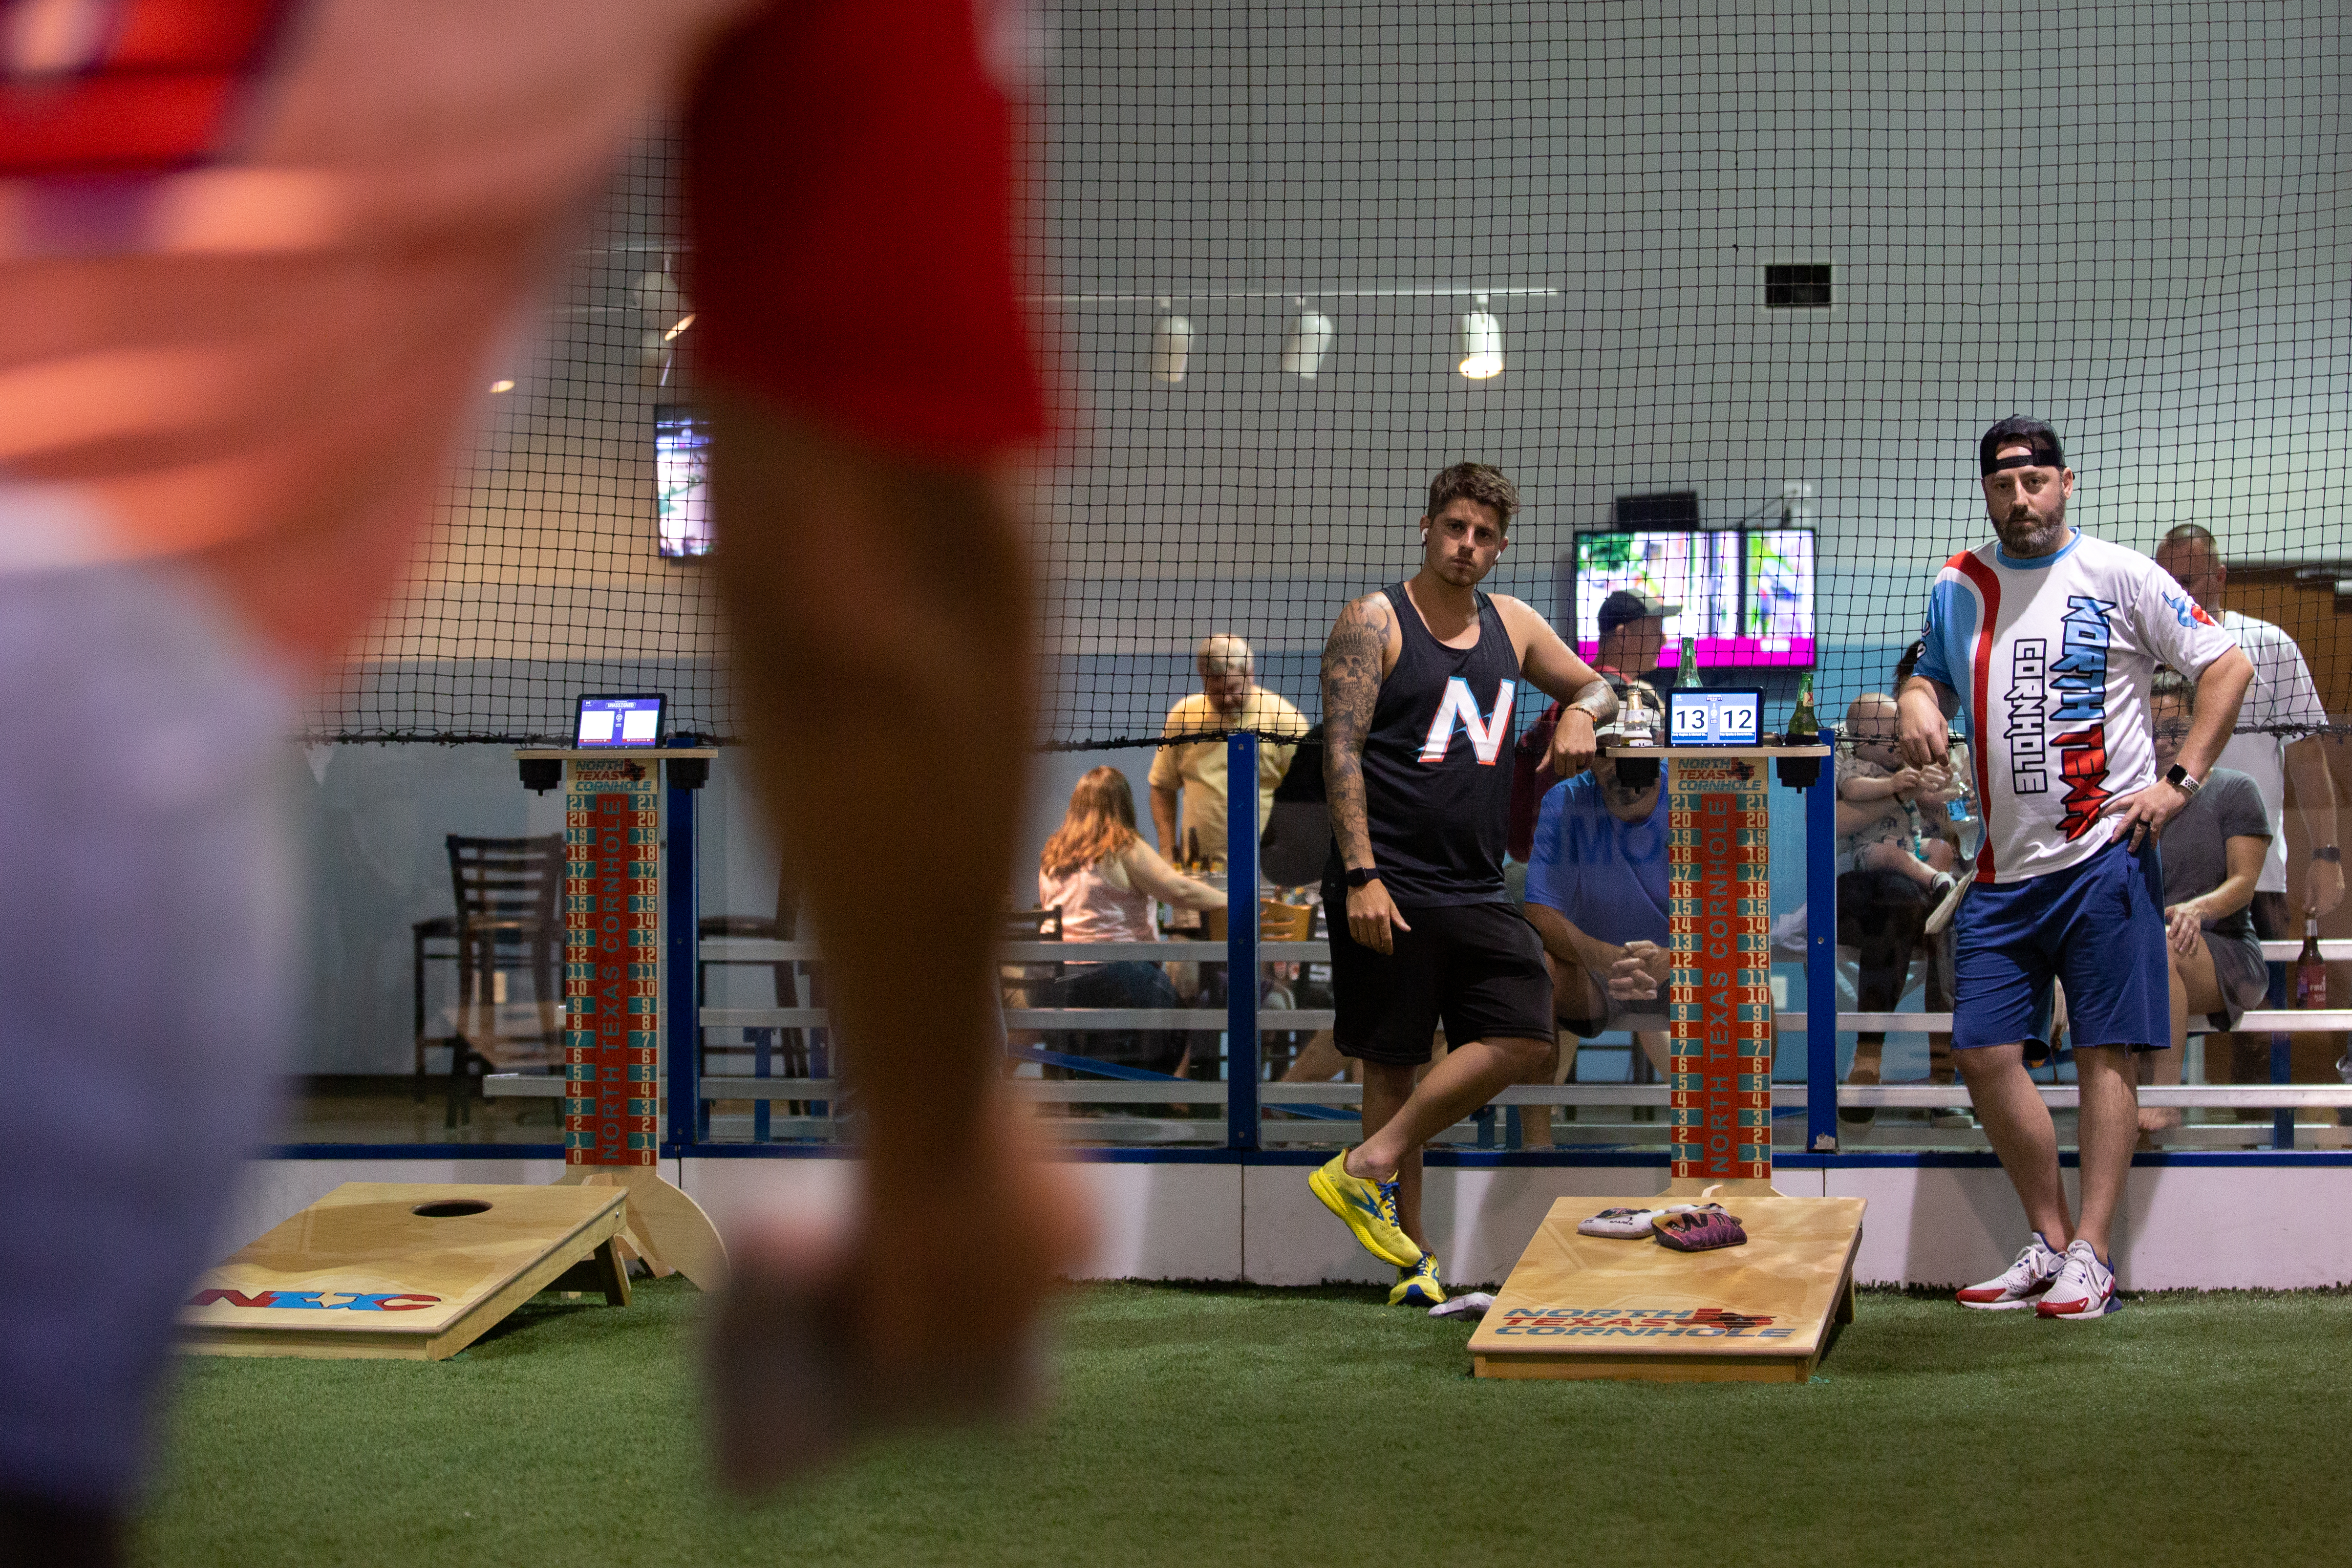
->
[2142,669,2273,1136]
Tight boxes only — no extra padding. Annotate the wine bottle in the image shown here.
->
[2295,914,2328,1010]
[1785,671,1818,743]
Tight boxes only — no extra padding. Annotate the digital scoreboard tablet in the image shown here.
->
[575,693,665,748]
[1667,687,1763,747]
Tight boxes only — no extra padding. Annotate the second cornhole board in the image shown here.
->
[1469,1195,1866,1383]
[179,1182,630,1361]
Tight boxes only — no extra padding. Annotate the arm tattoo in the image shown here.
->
[1322,595,1390,870]
[1565,677,1616,726]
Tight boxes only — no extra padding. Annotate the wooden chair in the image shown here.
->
[1258,899,1315,942]
[1254,899,1319,1077]
[1001,908,1064,1072]
[698,864,798,1015]
[444,833,567,1128]
[412,914,460,1104]
[698,868,819,1119]
[1000,907,1064,1010]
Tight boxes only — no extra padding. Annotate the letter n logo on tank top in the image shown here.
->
[1418,676,1516,765]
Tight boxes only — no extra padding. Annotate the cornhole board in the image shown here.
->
[1469,1194,1866,1383]
[179,1182,631,1361]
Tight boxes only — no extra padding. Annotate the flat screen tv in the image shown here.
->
[655,406,712,558]
[1740,529,1815,661]
[1564,526,1814,670]
[1564,528,1729,673]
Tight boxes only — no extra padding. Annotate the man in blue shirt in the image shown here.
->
[1523,682,1673,1083]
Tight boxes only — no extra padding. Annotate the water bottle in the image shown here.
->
[2296,915,2328,1011]
[1943,739,1981,862]
[1784,671,1818,743]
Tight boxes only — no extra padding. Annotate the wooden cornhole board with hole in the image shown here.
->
[1468,1194,1866,1383]
[178,1183,631,1361]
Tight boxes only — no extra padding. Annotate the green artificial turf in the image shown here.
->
[139,1277,2342,1567]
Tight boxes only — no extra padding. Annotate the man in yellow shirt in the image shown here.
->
[1148,634,1310,864]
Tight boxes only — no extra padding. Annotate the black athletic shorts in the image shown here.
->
[1325,896,1555,1066]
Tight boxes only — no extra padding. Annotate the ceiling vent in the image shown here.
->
[1764,264,1832,308]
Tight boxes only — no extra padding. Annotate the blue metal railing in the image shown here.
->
[1224,731,1262,1150]
[648,726,2352,1163]
[1805,724,1841,1154]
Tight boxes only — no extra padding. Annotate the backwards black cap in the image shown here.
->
[1979,416,2065,476]
[1597,587,1678,637]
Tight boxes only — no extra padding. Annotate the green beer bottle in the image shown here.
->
[1675,634,1701,689]
[1785,671,1818,743]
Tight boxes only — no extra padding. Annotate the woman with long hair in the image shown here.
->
[1038,767,1226,1074]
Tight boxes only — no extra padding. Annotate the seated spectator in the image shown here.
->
[1509,589,1671,861]
[1839,692,1962,886]
[2154,525,2344,1099]
[1522,681,1674,1141]
[1836,692,1960,1124]
[1038,768,1227,1076]
[2140,669,2272,1136]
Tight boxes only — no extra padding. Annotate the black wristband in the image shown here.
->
[2315,846,2342,864]
[1345,866,1382,888]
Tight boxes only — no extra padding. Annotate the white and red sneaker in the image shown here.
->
[2035,1239,2120,1321]
[1956,1232,2065,1310]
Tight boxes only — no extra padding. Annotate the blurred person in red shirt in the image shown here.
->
[0,2,1086,1551]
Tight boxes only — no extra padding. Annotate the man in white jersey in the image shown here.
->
[1898,417,2251,1320]
[2152,526,2342,923]
[2151,525,2342,1091]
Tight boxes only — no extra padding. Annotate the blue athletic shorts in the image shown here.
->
[1951,836,2170,1053]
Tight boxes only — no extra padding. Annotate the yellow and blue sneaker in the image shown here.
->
[1390,1252,1446,1307]
[1308,1150,1422,1267]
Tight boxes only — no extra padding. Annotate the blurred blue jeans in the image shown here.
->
[0,559,297,1508]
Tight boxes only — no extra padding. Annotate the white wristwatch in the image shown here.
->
[2164,764,2202,800]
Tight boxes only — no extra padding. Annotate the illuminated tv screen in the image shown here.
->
[655,406,712,558]
[1741,529,1815,661]
[1566,527,1813,670]
[1566,529,1728,672]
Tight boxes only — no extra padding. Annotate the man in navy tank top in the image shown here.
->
[1308,464,1620,1305]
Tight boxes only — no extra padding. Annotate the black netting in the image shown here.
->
[308,129,721,744]
[313,4,2347,752]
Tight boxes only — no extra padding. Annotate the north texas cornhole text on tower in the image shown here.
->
[565,760,662,1167]
[1667,758,1773,1181]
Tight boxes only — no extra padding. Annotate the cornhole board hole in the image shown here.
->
[180,1182,631,1361]
[1469,1195,1866,1383]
